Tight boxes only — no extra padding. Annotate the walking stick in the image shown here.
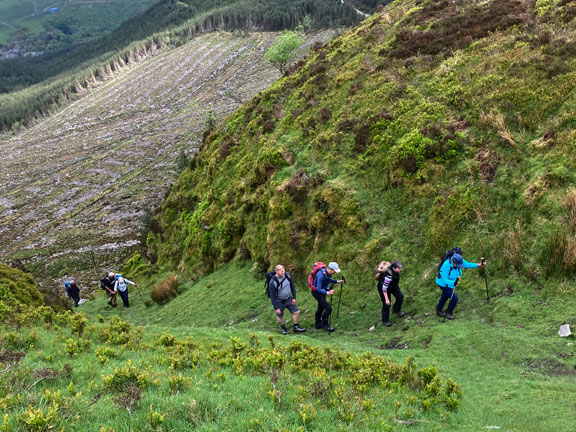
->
[336,275,346,318]
[443,277,459,323]
[481,257,489,302]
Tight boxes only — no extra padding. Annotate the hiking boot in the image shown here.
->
[112,303,118,308]
[323,326,336,332]
[445,310,455,320]
[281,327,289,335]
[436,309,446,317]
[395,311,405,318]
[293,325,306,333]
[383,321,392,327]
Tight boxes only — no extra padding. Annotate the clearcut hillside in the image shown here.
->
[0,31,333,298]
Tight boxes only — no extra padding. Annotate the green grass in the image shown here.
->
[73,260,576,431]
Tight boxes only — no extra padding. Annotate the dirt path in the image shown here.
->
[0,32,285,292]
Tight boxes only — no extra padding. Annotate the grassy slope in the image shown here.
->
[76,261,575,431]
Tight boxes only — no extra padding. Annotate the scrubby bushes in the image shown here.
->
[151,274,181,305]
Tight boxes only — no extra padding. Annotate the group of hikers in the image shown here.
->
[64,272,138,308]
[267,247,486,334]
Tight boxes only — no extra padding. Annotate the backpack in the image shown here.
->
[264,271,291,297]
[373,261,391,281]
[308,262,327,289]
[64,281,71,297]
[437,247,463,277]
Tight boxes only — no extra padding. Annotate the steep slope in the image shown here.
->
[148,0,576,288]
[0,31,332,295]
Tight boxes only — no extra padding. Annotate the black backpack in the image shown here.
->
[437,247,463,277]
[264,271,291,297]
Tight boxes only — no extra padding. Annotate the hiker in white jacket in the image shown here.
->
[114,276,137,308]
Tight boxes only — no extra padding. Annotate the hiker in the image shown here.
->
[376,260,405,327]
[268,264,306,335]
[436,253,485,320]
[311,262,344,332]
[100,272,117,307]
[114,275,137,308]
[64,279,81,307]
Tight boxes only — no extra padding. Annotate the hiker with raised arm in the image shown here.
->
[268,264,306,335]
[436,252,485,320]
[100,272,117,307]
[375,260,405,327]
[114,275,137,309]
[309,262,344,332]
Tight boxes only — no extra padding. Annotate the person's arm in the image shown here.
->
[269,279,280,311]
[381,272,392,305]
[462,259,479,269]
[124,278,137,285]
[288,273,297,303]
[314,272,328,294]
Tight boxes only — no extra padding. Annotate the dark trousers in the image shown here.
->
[312,290,332,328]
[118,290,130,308]
[69,287,80,307]
[377,285,404,323]
[436,284,457,312]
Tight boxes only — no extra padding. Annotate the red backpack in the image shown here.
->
[308,262,327,290]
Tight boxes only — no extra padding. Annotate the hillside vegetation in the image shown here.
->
[0,263,42,306]
[147,0,576,290]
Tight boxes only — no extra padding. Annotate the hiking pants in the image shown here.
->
[377,284,404,323]
[436,284,457,312]
[69,286,80,307]
[118,290,130,308]
[311,290,332,328]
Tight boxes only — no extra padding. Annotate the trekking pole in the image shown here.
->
[443,277,459,323]
[481,257,489,302]
[336,275,346,318]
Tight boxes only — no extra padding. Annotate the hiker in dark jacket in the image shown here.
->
[311,262,344,332]
[269,265,306,335]
[436,254,485,319]
[100,272,117,307]
[376,260,405,327]
[64,279,80,307]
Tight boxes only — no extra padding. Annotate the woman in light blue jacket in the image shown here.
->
[436,254,484,320]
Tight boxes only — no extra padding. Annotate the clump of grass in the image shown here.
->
[151,275,181,305]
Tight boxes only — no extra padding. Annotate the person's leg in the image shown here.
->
[288,304,305,332]
[391,286,404,315]
[445,292,458,319]
[276,300,288,334]
[377,285,387,323]
[319,295,332,329]
[71,288,80,307]
[312,291,325,329]
[436,285,451,314]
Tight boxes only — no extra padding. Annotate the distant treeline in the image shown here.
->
[0,0,366,131]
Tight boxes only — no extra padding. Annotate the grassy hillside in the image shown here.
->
[147,0,576,289]
[0,298,464,431]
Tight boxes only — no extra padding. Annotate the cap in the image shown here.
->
[451,254,464,269]
[328,262,341,273]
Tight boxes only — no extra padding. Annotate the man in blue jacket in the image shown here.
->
[436,254,485,320]
[312,262,344,332]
